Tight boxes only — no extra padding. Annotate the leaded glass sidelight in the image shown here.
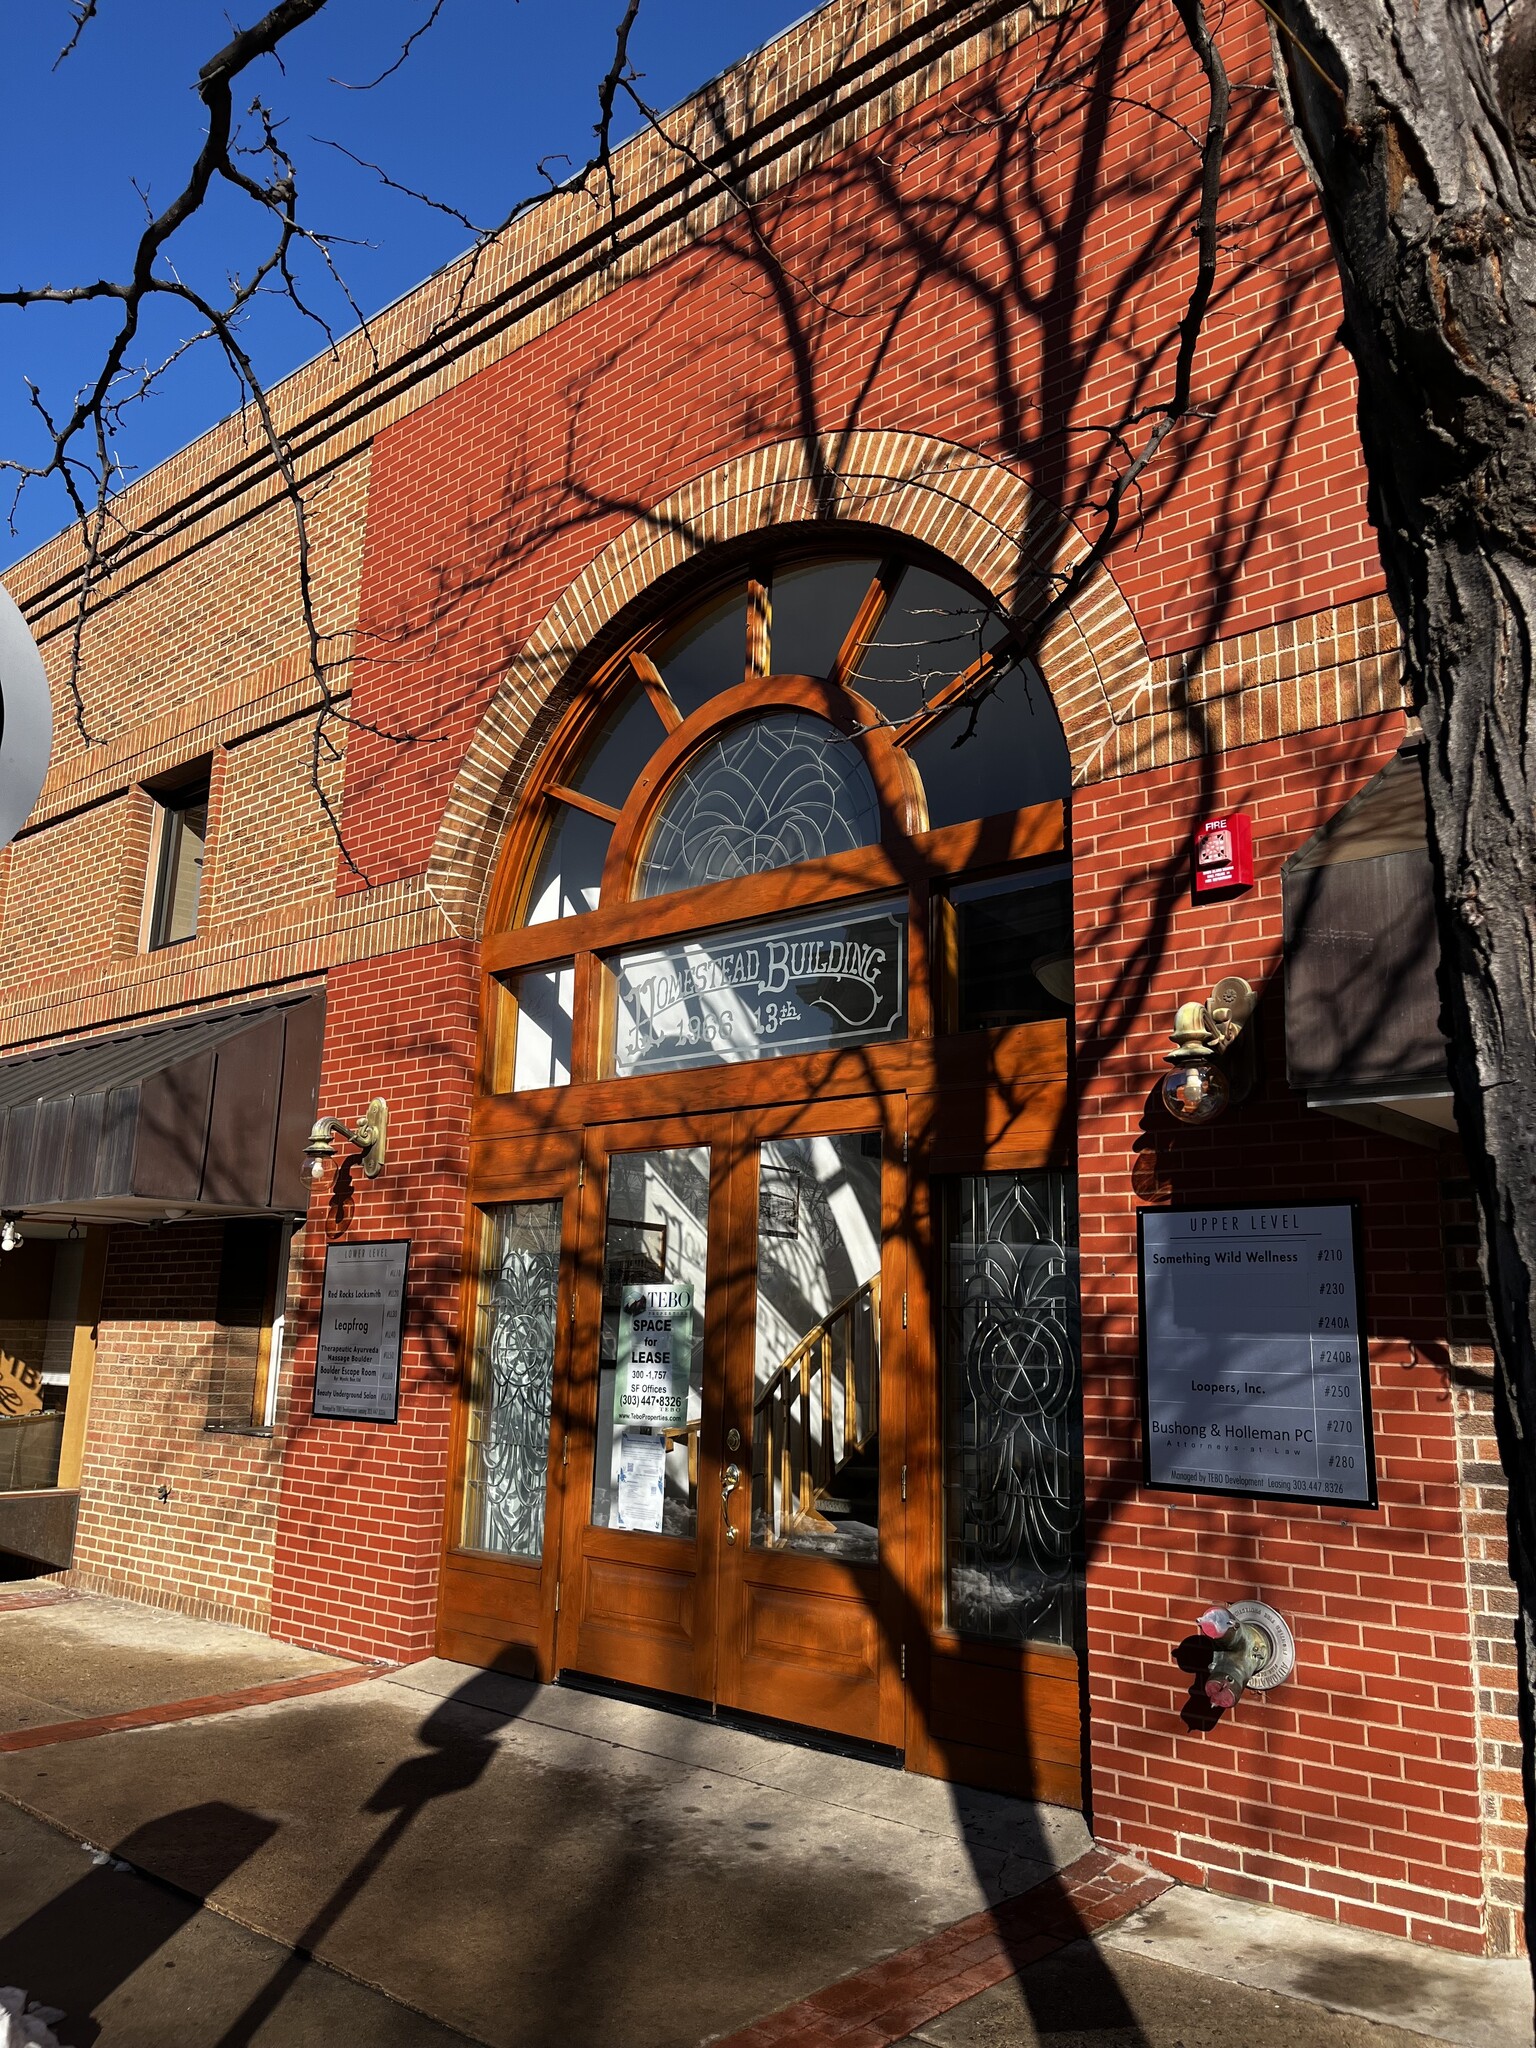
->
[462,1201,563,1559]
[943,1172,1080,1645]
[637,713,881,898]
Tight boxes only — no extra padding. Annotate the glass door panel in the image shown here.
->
[461,1199,563,1560]
[750,1132,883,1562]
[591,1145,711,1539]
[714,1100,905,1751]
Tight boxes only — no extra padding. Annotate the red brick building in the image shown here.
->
[0,0,1520,1960]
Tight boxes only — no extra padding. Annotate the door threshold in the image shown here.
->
[556,1669,905,1770]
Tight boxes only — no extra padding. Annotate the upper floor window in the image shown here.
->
[144,774,209,949]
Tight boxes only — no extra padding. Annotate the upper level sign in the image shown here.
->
[0,584,51,850]
[1139,1202,1375,1506]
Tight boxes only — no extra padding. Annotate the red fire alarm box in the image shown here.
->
[1192,812,1254,897]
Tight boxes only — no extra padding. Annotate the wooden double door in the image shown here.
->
[445,1088,911,1748]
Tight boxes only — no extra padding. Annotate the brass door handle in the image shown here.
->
[722,1462,741,1544]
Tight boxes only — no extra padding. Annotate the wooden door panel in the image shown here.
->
[733,1579,883,1741]
[439,1557,542,1624]
[437,1625,542,1681]
[567,1552,703,1698]
[713,1098,903,1749]
[909,1644,1083,1805]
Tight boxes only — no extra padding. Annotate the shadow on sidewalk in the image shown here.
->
[0,1803,277,2048]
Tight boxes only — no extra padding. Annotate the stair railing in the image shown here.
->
[752,1274,879,1545]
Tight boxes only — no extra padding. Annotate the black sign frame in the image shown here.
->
[1136,1200,1377,1509]
[311,1236,410,1425]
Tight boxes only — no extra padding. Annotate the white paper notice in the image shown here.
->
[1140,1204,1373,1505]
[312,1239,409,1423]
[616,1429,666,1532]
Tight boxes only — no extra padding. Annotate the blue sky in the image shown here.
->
[0,0,808,567]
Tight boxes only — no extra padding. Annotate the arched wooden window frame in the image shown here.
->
[478,548,1070,1107]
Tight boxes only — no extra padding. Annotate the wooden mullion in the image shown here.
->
[629,650,683,732]
[469,1031,1071,1150]
[829,558,902,693]
[572,951,604,1084]
[895,643,1015,750]
[546,783,623,825]
[746,577,772,678]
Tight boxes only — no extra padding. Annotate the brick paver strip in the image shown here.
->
[0,1661,387,1752]
[0,1586,73,1614]
[713,1847,1172,2048]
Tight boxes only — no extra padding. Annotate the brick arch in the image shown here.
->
[426,431,1150,937]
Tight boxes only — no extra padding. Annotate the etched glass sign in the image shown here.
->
[638,713,881,898]
[611,901,906,1076]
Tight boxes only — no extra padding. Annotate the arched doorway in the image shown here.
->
[439,539,1083,1802]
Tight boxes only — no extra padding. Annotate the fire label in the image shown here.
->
[1192,812,1254,897]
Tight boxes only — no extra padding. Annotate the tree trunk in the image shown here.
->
[1271,0,1536,1977]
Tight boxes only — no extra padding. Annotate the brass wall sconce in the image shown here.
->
[1160,977,1257,1124]
[304,1098,388,1183]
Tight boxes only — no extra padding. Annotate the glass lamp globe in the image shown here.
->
[1161,1054,1230,1124]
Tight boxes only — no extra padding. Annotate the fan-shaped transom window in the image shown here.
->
[515,545,1070,931]
[493,536,1074,1094]
[638,713,881,898]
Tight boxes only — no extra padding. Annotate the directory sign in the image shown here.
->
[1139,1204,1374,1506]
[312,1239,409,1423]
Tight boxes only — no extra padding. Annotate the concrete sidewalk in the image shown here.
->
[0,1592,1526,2048]
[0,1589,354,1736]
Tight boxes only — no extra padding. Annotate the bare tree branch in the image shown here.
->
[331,0,450,92]
[53,0,101,70]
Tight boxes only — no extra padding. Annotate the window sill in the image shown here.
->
[201,1423,274,1438]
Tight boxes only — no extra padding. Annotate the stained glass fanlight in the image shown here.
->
[637,712,882,898]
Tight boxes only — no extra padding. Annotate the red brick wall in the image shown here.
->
[337,0,1381,891]
[268,941,478,1660]
[70,1223,282,1627]
[1075,713,1487,1951]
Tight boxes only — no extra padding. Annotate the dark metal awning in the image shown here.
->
[1282,743,1453,1145]
[0,991,325,1221]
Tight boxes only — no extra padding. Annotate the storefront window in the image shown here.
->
[462,1200,563,1559]
[508,963,576,1092]
[950,869,1073,1031]
[0,1232,84,1493]
[942,1172,1079,1646]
